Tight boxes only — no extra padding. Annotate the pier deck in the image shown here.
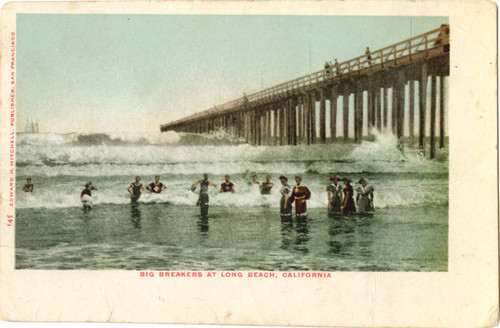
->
[161,25,450,158]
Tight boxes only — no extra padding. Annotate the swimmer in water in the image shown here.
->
[341,178,356,214]
[279,176,292,218]
[260,175,274,195]
[80,183,92,210]
[192,174,218,216]
[147,175,166,193]
[22,178,33,192]
[327,174,342,214]
[87,181,98,191]
[289,175,311,218]
[248,174,260,186]
[220,175,235,193]
[127,176,144,203]
[356,178,374,213]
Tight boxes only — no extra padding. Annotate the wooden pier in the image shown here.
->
[161,25,450,158]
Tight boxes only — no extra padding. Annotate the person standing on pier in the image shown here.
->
[260,175,274,195]
[327,174,342,214]
[435,24,450,53]
[341,178,356,214]
[365,47,372,66]
[356,178,374,213]
[324,61,332,78]
[220,175,235,193]
[279,176,292,218]
[192,174,218,216]
[334,59,340,76]
[289,175,311,218]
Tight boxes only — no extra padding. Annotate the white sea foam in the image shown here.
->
[15,174,447,210]
[15,130,448,210]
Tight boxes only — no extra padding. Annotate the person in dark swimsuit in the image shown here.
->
[192,174,218,216]
[22,178,33,192]
[147,175,166,193]
[127,176,144,203]
[260,175,274,195]
[220,175,235,193]
[341,178,356,214]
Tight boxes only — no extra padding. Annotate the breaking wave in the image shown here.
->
[15,130,448,210]
[16,131,447,176]
[17,130,243,147]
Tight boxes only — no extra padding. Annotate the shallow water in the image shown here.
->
[15,130,448,271]
[15,204,447,271]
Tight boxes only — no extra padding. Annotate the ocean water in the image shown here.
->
[15,130,448,271]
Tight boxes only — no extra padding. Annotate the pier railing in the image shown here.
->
[163,25,449,128]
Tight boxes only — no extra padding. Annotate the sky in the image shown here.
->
[17,14,447,133]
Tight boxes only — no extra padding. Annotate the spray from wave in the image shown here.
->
[16,130,447,172]
[15,129,448,210]
[17,131,183,146]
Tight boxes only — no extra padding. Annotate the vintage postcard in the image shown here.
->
[0,0,498,327]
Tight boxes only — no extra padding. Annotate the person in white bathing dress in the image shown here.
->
[356,178,374,213]
[326,174,342,214]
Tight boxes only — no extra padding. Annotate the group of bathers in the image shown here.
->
[22,172,374,215]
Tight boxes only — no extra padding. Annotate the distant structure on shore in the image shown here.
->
[24,119,39,133]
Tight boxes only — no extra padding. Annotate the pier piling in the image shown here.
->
[343,86,349,142]
[419,63,428,155]
[160,26,449,149]
[439,76,445,148]
[319,89,326,143]
[430,75,437,159]
[330,85,338,141]
[409,80,415,148]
